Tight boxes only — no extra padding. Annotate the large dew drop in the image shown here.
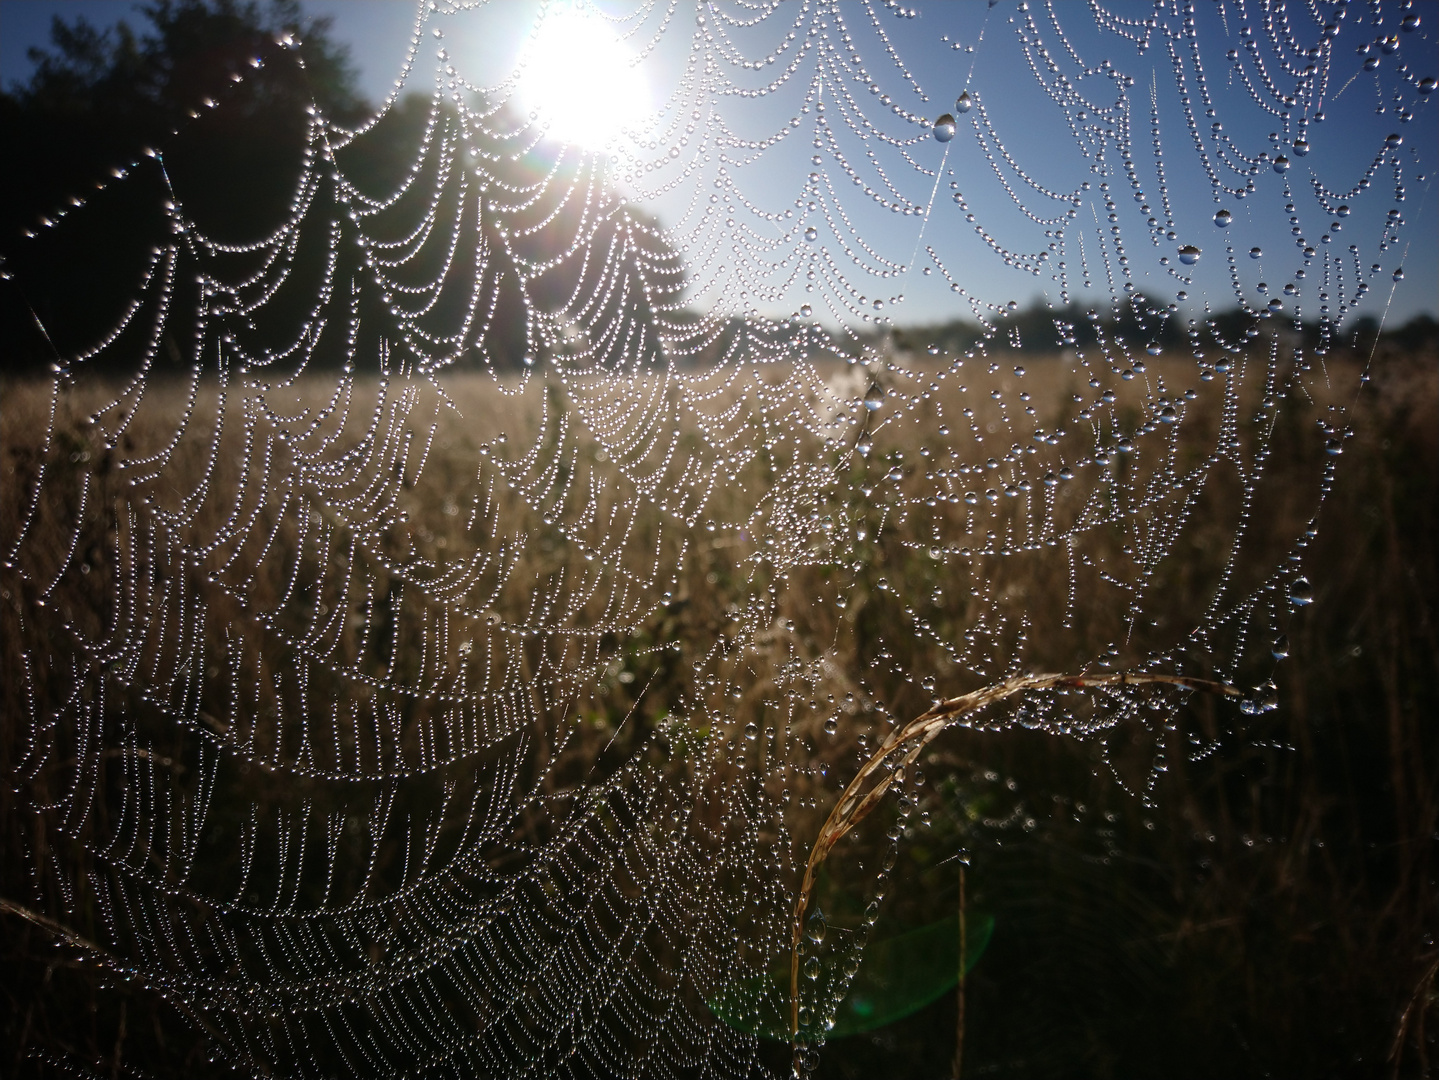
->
[954,90,973,113]
[806,907,827,944]
[863,384,886,411]
[933,113,957,142]
[1178,244,1202,265]
[1289,576,1314,607]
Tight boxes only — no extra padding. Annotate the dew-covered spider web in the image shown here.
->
[2,1,1434,1077]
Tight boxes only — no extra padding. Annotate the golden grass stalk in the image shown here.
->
[787,669,1244,1042]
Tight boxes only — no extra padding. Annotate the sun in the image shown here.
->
[515,3,652,152]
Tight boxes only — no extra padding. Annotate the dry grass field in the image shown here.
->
[2,329,1436,1078]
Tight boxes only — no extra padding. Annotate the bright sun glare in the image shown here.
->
[516,3,651,151]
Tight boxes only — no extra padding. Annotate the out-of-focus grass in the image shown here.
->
[1,335,1434,1078]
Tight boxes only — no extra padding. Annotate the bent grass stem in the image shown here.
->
[787,670,1243,1043]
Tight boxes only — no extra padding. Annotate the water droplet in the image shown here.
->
[1418,77,1435,96]
[863,384,885,411]
[806,908,827,944]
[800,303,813,318]
[804,226,818,242]
[804,955,822,980]
[1178,245,1202,265]
[1393,267,1405,281]
[933,113,957,142]
[1272,634,1290,659]
[1214,209,1232,227]
[1385,133,1403,149]
[1158,406,1178,423]
[1249,247,1263,260]
[1272,155,1290,173]
[1292,138,1310,157]
[1289,577,1314,607]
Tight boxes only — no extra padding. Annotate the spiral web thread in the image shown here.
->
[1,1,1432,1077]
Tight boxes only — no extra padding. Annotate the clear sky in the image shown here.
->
[3,0,1435,329]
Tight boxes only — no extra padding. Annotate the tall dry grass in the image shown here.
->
[1,334,1435,1078]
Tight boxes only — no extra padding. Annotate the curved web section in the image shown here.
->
[1,2,1432,1077]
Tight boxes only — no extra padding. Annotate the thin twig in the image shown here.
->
[0,897,108,955]
[1389,951,1439,1077]
[953,864,966,1080]
[788,669,1242,1041]
[0,897,226,1043]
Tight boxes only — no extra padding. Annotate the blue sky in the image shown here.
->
[3,0,1434,328]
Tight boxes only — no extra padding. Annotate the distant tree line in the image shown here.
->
[889,296,1437,361]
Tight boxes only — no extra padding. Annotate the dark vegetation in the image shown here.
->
[0,1,364,366]
[0,0,686,378]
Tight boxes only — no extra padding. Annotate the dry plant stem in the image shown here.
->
[0,896,106,954]
[787,670,1243,1042]
[0,897,226,1044]
[1389,951,1439,1078]
[953,864,966,1080]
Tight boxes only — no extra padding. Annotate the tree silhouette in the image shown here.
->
[0,1,367,371]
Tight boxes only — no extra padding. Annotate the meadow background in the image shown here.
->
[3,316,1435,1078]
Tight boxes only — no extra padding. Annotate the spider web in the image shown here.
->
[1,2,1431,1077]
